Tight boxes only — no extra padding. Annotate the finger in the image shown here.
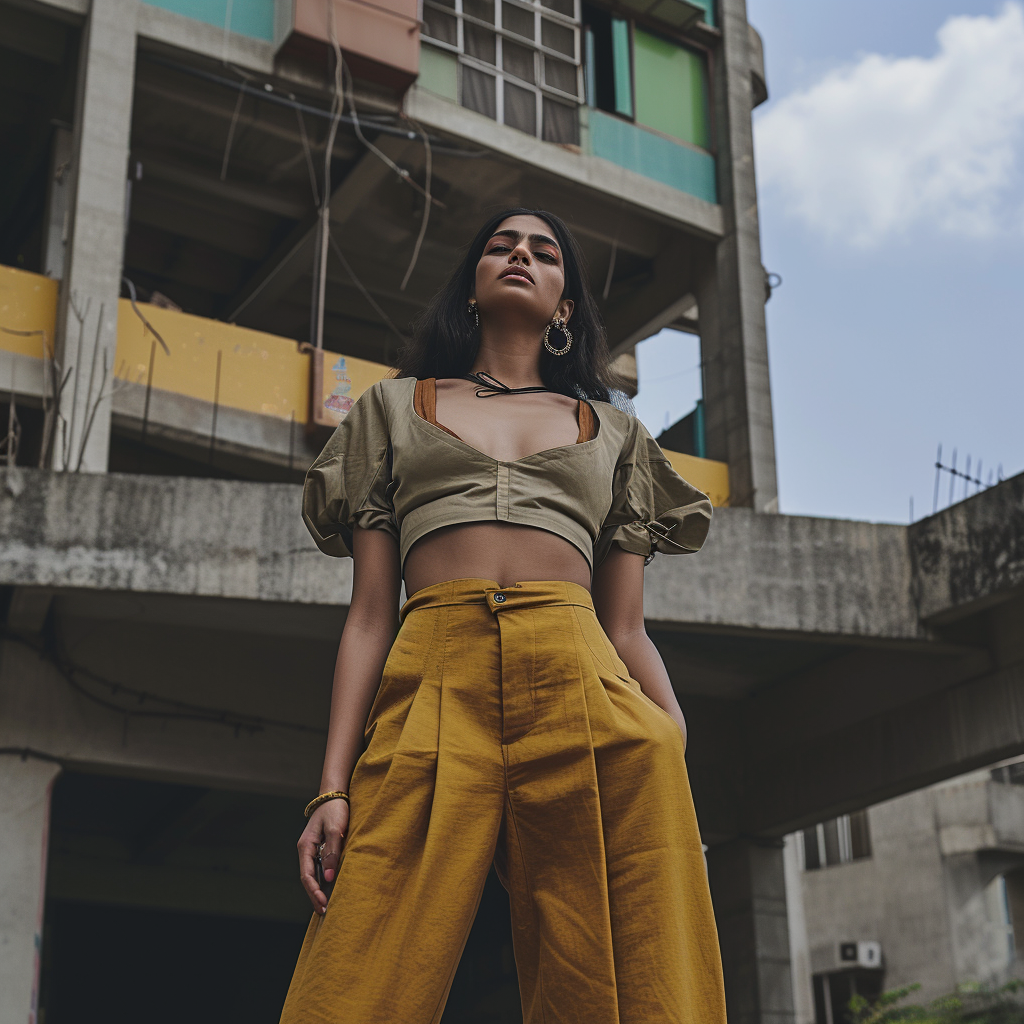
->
[321,830,346,882]
[297,836,329,914]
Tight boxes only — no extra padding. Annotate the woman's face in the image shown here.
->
[473,214,574,327]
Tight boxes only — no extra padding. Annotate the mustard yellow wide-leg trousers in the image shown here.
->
[280,579,726,1024]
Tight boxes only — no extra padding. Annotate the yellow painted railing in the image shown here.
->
[0,264,731,504]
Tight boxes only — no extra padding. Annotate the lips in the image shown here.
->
[499,266,534,284]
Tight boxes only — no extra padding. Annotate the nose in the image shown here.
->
[508,243,531,266]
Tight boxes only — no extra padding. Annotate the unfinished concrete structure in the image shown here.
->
[1,1,1022,1023]
[785,760,1024,1024]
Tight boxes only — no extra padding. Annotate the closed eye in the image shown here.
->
[487,244,559,263]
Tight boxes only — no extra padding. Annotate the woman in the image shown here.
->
[281,209,725,1024]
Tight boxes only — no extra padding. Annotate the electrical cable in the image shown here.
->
[141,54,485,158]
[219,85,246,181]
[327,231,407,344]
[400,121,432,291]
[3,629,326,739]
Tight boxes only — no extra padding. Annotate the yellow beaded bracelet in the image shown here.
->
[304,790,350,818]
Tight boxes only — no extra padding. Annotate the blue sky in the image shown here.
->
[635,0,1024,523]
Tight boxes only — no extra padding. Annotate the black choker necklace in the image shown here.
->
[461,371,551,398]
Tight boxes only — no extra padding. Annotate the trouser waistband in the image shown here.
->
[399,577,594,623]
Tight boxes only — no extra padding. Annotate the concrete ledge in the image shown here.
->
[0,468,349,607]
[1,470,1019,641]
[645,507,920,640]
[136,3,275,72]
[0,469,915,639]
[911,475,1024,624]
[404,87,725,240]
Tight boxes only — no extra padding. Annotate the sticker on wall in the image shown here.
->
[309,347,390,431]
[324,357,354,417]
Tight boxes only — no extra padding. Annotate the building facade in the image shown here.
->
[2,2,1024,1024]
[786,763,1024,1024]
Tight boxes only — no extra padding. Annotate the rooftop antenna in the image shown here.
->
[933,443,942,513]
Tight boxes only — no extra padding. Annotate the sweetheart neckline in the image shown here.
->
[409,384,603,464]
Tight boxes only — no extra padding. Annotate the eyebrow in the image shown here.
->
[489,228,561,253]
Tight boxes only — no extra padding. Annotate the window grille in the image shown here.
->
[422,0,582,143]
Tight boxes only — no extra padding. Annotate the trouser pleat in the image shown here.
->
[279,579,726,1024]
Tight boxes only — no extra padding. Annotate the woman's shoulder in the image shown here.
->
[588,398,640,449]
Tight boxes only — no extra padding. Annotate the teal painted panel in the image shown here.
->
[611,18,632,118]
[142,0,275,41]
[690,0,715,27]
[589,109,717,203]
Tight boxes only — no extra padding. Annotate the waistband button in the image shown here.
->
[492,592,507,603]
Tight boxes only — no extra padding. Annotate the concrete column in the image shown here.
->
[0,754,62,1024]
[708,837,795,1024]
[696,0,778,512]
[782,834,815,1024]
[53,0,138,472]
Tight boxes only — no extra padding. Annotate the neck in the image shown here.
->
[471,320,546,388]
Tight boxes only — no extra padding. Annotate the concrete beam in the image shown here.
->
[741,658,1024,837]
[0,639,324,797]
[225,142,417,324]
[53,0,138,472]
[139,152,312,221]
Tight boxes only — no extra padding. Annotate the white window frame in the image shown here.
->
[421,0,583,139]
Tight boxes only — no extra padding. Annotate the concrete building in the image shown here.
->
[1,1,1022,1023]
[785,761,1024,1024]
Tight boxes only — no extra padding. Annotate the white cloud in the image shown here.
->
[754,3,1024,245]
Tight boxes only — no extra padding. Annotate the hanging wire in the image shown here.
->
[400,121,432,292]
[328,232,407,343]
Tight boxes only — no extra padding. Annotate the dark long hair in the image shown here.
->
[396,208,615,402]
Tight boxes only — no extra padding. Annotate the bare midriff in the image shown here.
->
[403,522,592,597]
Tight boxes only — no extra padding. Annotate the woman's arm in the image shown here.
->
[297,526,402,914]
[591,546,686,750]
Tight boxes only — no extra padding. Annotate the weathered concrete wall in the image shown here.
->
[794,774,1024,1010]
[911,476,1024,624]
[645,507,918,639]
[0,469,919,638]
[2,469,1020,636]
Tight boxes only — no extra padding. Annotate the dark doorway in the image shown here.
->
[39,771,521,1022]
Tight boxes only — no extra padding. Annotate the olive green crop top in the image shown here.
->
[302,375,713,569]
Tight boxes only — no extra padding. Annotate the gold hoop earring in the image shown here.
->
[467,299,480,331]
[543,316,573,356]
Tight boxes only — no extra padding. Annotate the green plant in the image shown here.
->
[848,981,1024,1024]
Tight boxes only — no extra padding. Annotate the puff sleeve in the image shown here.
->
[596,416,713,565]
[301,382,398,557]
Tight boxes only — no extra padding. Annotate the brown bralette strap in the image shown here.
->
[416,378,595,445]
[414,378,463,440]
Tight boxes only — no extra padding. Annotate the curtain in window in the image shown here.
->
[504,81,537,135]
[462,65,497,119]
[542,97,579,144]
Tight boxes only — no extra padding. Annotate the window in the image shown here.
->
[992,761,1024,785]
[422,0,581,143]
[801,811,872,871]
[582,4,631,116]
[813,969,883,1024]
[582,3,710,149]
